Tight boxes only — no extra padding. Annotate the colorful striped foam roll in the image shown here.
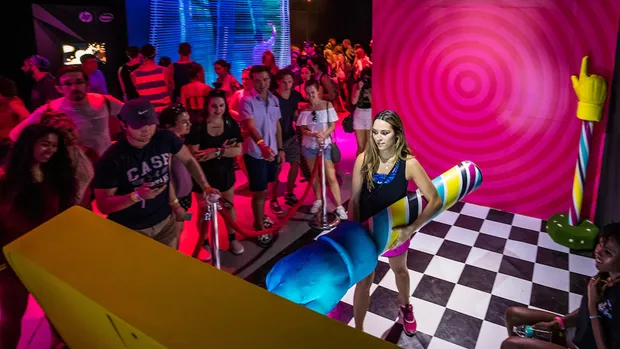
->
[370,161,483,254]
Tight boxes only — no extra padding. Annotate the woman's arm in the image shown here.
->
[405,158,442,232]
[299,125,314,137]
[348,153,365,221]
[229,109,240,119]
[10,99,30,122]
[187,144,216,162]
[221,142,241,158]
[321,75,336,101]
[591,317,609,349]
[180,86,189,109]
[559,310,579,328]
[168,180,186,221]
[588,277,610,349]
[351,83,361,105]
[118,67,127,101]
[322,102,337,136]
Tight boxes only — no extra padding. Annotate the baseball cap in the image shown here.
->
[119,98,158,129]
[304,41,315,48]
[27,55,50,70]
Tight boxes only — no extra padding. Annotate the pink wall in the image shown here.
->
[373,0,620,220]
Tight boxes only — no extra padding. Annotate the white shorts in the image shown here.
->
[353,107,372,130]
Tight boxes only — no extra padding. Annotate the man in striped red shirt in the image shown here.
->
[131,44,173,114]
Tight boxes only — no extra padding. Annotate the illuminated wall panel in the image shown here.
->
[147,0,290,84]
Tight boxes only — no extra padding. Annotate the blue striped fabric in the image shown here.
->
[373,161,400,185]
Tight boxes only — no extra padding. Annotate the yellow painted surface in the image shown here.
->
[4,207,397,349]
[387,197,408,247]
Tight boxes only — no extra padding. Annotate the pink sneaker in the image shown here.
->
[400,304,417,336]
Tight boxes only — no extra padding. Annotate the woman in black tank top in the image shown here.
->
[348,110,442,337]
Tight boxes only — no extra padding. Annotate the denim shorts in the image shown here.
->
[301,145,332,161]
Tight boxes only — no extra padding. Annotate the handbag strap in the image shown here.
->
[326,101,337,144]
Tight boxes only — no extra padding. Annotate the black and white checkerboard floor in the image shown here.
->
[320,202,597,349]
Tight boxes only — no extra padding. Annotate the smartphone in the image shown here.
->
[184,212,193,221]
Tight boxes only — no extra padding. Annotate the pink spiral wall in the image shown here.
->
[373,0,620,220]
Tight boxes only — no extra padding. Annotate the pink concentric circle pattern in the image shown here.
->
[373,0,620,219]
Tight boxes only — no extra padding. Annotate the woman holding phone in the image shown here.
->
[185,90,245,255]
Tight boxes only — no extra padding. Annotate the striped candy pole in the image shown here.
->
[569,121,594,226]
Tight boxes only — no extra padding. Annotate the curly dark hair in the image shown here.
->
[159,104,186,128]
[601,222,620,246]
[0,124,77,222]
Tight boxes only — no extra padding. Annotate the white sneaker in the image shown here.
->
[335,206,348,220]
[310,200,322,214]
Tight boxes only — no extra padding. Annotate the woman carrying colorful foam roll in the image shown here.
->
[266,160,482,316]
[348,110,442,336]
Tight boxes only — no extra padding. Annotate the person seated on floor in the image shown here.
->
[502,222,620,349]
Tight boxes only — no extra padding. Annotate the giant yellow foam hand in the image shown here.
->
[571,56,607,122]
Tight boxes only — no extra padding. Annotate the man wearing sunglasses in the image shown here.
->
[10,65,123,156]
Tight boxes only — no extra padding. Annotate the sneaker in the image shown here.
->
[310,200,322,214]
[284,193,299,206]
[257,233,274,248]
[335,206,348,220]
[229,239,245,255]
[400,304,417,336]
[263,216,275,228]
[256,217,275,248]
[270,200,284,216]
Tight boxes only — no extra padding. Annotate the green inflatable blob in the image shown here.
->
[547,213,599,250]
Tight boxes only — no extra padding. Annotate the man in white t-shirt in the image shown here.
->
[10,65,123,156]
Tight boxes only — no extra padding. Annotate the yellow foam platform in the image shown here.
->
[4,207,397,348]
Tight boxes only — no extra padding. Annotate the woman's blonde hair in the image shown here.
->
[361,110,413,191]
[324,49,335,65]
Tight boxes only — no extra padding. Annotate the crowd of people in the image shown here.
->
[0,36,617,349]
[0,37,375,347]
